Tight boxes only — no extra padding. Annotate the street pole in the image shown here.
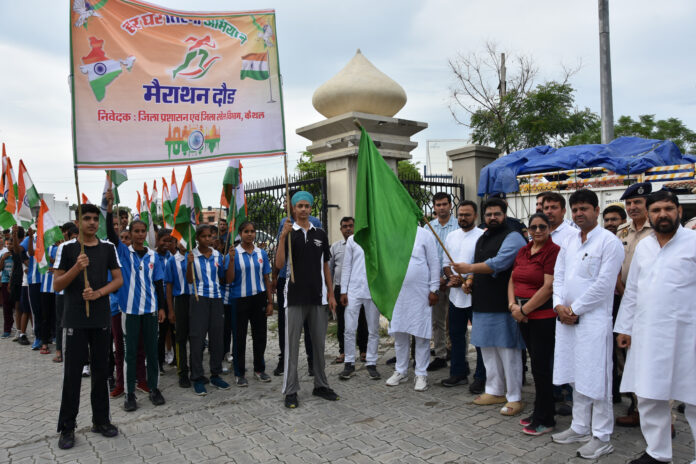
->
[599,0,615,144]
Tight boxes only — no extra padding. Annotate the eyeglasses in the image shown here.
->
[529,224,548,231]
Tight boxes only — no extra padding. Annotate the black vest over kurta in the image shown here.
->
[471,224,515,313]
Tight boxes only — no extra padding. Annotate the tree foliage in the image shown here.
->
[566,115,696,154]
[397,160,422,180]
[450,43,596,154]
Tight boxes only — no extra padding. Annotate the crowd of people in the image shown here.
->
[1,184,694,464]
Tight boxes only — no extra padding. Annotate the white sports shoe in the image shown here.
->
[82,365,91,377]
[576,437,613,459]
[385,371,408,386]
[552,427,591,444]
[414,375,428,392]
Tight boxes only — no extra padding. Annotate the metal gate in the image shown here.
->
[399,174,466,222]
[244,170,327,259]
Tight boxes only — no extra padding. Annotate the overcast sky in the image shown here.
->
[0,0,694,209]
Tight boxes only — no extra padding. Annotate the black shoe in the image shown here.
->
[628,452,665,464]
[179,376,191,388]
[469,378,485,395]
[91,423,118,438]
[427,357,447,372]
[556,402,572,416]
[441,375,468,387]
[58,429,75,449]
[284,393,298,409]
[123,393,137,412]
[273,361,284,376]
[366,365,381,380]
[386,356,396,365]
[678,402,686,414]
[307,365,314,377]
[18,335,30,345]
[312,386,339,401]
[149,388,165,406]
[339,363,355,380]
[430,349,436,356]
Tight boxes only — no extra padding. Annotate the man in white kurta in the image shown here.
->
[338,235,381,380]
[386,227,439,392]
[614,191,696,464]
[551,189,624,460]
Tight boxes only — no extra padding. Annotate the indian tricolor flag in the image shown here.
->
[35,199,63,273]
[222,160,247,244]
[192,177,202,223]
[170,169,179,205]
[171,166,197,248]
[106,169,127,204]
[240,53,269,81]
[162,177,173,228]
[2,155,17,216]
[17,160,40,228]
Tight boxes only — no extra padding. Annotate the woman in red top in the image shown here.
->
[508,212,560,436]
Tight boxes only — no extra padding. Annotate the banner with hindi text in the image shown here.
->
[70,0,285,169]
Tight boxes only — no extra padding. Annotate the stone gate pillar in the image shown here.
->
[296,50,427,243]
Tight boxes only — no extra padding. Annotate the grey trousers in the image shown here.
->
[189,296,224,381]
[282,304,329,395]
[431,290,449,358]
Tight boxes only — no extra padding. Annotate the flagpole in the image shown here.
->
[73,167,90,318]
[283,153,294,283]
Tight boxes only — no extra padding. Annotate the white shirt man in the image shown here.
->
[551,189,624,460]
[614,191,696,464]
[338,235,381,380]
[385,228,439,392]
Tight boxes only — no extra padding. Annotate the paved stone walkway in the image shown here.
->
[0,315,693,463]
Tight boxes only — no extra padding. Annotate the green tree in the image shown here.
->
[397,160,422,180]
[450,43,596,154]
[566,115,696,154]
[295,151,326,179]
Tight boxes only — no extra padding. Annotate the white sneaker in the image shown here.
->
[385,371,408,386]
[576,437,613,459]
[165,350,174,364]
[414,375,428,392]
[227,354,234,363]
[82,365,91,377]
[552,427,591,444]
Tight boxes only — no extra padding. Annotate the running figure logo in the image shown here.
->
[171,36,221,80]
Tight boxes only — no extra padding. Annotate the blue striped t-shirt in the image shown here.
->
[115,242,164,315]
[231,245,271,299]
[191,247,228,299]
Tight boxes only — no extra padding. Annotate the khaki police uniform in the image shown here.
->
[617,220,652,286]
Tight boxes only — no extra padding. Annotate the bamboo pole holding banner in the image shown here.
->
[283,153,294,283]
[73,168,90,317]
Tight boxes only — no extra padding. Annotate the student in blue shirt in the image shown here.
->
[154,229,173,375]
[166,241,193,388]
[0,239,14,338]
[38,244,58,354]
[105,190,166,411]
[230,221,273,387]
[186,224,235,395]
[21,229,43,350]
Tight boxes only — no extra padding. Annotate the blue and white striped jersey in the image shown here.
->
[20,236,41,284]
[165,252,193,297]
[115,242,164,315]
[40,245,57,293]
[191,247,228,299]
[221,282,236,305]
[231,245,271,299]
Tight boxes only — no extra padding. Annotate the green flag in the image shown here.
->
[106,169,127,204]
[353,127,423,321]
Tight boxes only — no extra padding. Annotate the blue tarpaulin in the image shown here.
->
[478,137,687,196]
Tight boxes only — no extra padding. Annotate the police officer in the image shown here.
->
[615,182,652,428]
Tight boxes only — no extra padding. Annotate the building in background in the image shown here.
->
[425,139,468,178]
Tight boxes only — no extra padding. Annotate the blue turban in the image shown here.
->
[291,190,314,206]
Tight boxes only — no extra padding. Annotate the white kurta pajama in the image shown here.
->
[553,225,624,442]
[389,228,440,377]
[340,236,381,366]
[614,226,696,463]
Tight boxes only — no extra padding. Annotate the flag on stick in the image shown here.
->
[171,166,197,248]
[96,174,111,239]
[17,161,40,228]
[170,169,178,205]
[106,169,127,204]
[35,199,63,273]
[162,178,172,227]
[81,193,90,204]
[222,160,247,242]
[353,127,423,321]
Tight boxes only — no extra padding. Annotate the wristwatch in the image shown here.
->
[432,290,440,296]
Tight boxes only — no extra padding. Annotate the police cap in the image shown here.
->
[620,182,652,200]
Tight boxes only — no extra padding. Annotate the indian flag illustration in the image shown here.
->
[80,36,135,102]
[240,53,269,80]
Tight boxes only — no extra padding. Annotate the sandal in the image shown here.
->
[500,401,525,416]
[333,354,345,364]
[52,354,63,363]
[40,346,50,355]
